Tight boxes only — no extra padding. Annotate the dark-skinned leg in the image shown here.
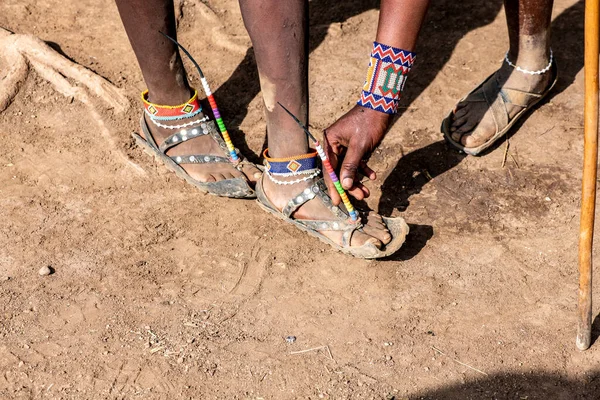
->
[115,0,260,183]
[450,0,554,147]
[239,0,391,248]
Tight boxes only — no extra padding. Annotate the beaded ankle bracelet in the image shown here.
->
[504,49,553,76]
[357,41,416,115]
[142,88,210,130]
[264,149,320,185]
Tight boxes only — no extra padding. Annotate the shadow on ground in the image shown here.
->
[410,371,599,400]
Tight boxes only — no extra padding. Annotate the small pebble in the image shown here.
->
[38,266,53,276]
[285,336,296,344]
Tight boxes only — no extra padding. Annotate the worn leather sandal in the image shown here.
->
[441,60,558,156]
[133,115,257,198]
[256,175,409,259]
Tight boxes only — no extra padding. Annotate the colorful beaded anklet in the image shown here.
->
[264,149,321,185]
[141,89,201,118]
[142,88,211,131]
[357,41,416,115]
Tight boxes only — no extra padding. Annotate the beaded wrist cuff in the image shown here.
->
[263,149,318,175]
[141,89,203,120]
[357,41,416,114]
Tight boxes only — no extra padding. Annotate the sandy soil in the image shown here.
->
[1,0,600,398]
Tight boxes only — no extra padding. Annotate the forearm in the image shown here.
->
[376,0,430,51]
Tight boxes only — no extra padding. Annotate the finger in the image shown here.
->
[340,141,366,190]
[347,181,370,200]
[324,171,342,205]
[360,161,376,180]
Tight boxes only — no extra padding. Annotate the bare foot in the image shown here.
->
[261,173,392,249]
[450,53,554,148]
[142,103,262,185]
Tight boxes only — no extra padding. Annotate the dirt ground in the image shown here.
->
[1,0,600,398]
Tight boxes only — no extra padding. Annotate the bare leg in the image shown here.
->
[115,0,260,183]
[449,0,554,147]
[239,0,391,248]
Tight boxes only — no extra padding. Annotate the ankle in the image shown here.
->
[266,135,310,159]
[507,40,551,71]
[146,85,193,106]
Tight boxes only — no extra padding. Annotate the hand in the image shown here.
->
[323,105,392,205]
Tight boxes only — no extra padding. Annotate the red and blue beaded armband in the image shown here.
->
[357,41,416,115]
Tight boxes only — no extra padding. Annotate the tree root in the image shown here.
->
[0,27,129,113]
[0,28,145,175]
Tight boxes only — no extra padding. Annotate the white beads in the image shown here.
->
[192,129,198,135]
[504,49,553,76]
[147,114,209,130]
[266,169,320,186]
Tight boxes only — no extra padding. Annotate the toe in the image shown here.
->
[362,215,392,245]
[241,163,262,183]
[203,174,217,183]
[455,120,478,135]
[453,106,469,119]
[451,115,469,130]
[451,131,464,142]
[351,231,383,249]
[212,173,226,182]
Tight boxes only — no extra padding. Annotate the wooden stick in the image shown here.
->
[577,0,600,351]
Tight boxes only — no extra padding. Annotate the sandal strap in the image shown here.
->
[462,74,547,130]
[283,186,317,217]
[282,178,361,227]
[170,154,231,165]
[500,87,544,108]
[313,179,353,220]
[481,78,509,130]
[295,219,357,231]
[159,125,212,153]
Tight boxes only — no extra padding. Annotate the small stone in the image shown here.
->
[38,266,53,276]
[385,355,392,361]
[285,336,296,344]
[424,366,430,371]
[545,197,551,202]
[177,357,184,364]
